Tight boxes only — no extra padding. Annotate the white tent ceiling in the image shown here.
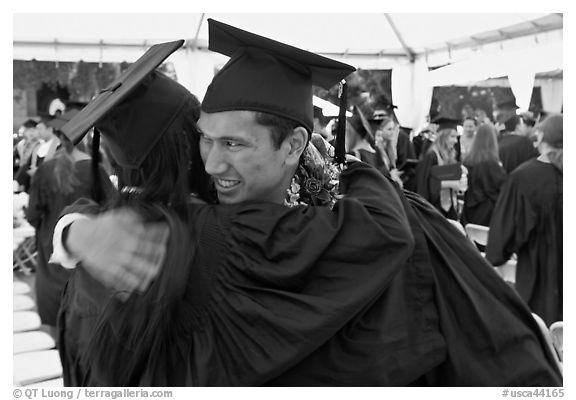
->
[13,13,563,70]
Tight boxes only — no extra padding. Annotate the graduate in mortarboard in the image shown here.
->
[415,115,468,220]
[51,22,420,387]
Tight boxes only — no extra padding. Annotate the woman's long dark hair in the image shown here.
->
[83,95,214,386]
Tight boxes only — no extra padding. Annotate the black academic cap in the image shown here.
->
[497,100,519,110]
[47,109,81,132]
[201,18,356,133]
[60,40,192,169]
[432,115,461,130]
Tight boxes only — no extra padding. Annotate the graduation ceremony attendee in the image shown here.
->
[24,110,115,336]
[459,116,477,161]
[461,122,507,227]
[52,33,416,387]
[415,117,468,219]
[14,119,41,190]
[53,20,561,387]
[345,107,387,175]
[486,114,563,326]
[373,115,404,186]
[498,114,539,173]
[396,125,418,191]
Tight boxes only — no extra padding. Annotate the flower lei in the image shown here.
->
[284,140,346,209]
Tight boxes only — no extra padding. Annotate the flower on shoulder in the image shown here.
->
[284,142,346,209]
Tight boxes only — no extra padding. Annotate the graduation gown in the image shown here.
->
[58,162,422,386]
[24,159,115,326]
[399,189,561,386]
[486,159,562,326]
[498,134,538,174]
[461,161,507,226]
[415,150,458,219]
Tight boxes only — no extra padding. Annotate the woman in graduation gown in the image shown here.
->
[461,123,507,227]
[486,114,563,326]
[415,128,468,219]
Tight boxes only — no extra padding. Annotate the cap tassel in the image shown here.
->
[91,128,103,204]
[334,80,348,164]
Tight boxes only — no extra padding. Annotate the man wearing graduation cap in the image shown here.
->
[53,20,561,387]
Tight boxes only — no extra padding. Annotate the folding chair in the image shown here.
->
[13,350,62,386]
[550,321,563,362]
[13,295,35,311]
[532,313,563,374]
[13,311,41,332]
[13,281,31,295]
[13,331,56,354]
[464,223,489,247]
[13,236,37,274]
[465,223,516,284]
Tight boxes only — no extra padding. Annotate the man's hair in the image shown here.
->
[254,112,302,150]
[504,115,522,133]
[21,119,37,129]
[463,116,477,125]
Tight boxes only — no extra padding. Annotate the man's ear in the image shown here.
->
[284,127,308,166]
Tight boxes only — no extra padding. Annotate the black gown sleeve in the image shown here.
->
[486,174,537,266]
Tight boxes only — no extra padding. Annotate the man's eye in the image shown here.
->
[225,141,242,148]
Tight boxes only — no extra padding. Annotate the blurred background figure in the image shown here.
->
[498,114,539,174]
[345,111,387,175]
[461,123,506,227]
[373,116,404,187]
[416,126,467,220]
[24,110,116,340]
[14,119,41,185]
[487,114,563,326]
[459,116,478,161]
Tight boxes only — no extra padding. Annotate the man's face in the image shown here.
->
[198,110,295,205]
[36,123,53,141]
[375,121,396,142]
[463,119,476,136]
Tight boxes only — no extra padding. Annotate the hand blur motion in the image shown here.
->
[67,208,170,297]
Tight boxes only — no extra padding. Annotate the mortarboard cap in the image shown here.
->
[432,115,461,130]
[61,40,192,169]
[47,109,81,132]
[201,19,356,133]
[496,100,519,110]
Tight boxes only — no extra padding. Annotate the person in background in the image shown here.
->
[24,110,115,338]
[413,126,435,160]
[396,125,417,191]
[498,114,538,174]
[14,119,41,186]
[459,116,477,161]
[487,114,563,326]
[415,125,467,220]
[345,108,387,175]
[313,105,331,140]
[461,123,506,227]
[373,116,404,187]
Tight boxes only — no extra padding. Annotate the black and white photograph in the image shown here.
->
[10,6,565,396]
